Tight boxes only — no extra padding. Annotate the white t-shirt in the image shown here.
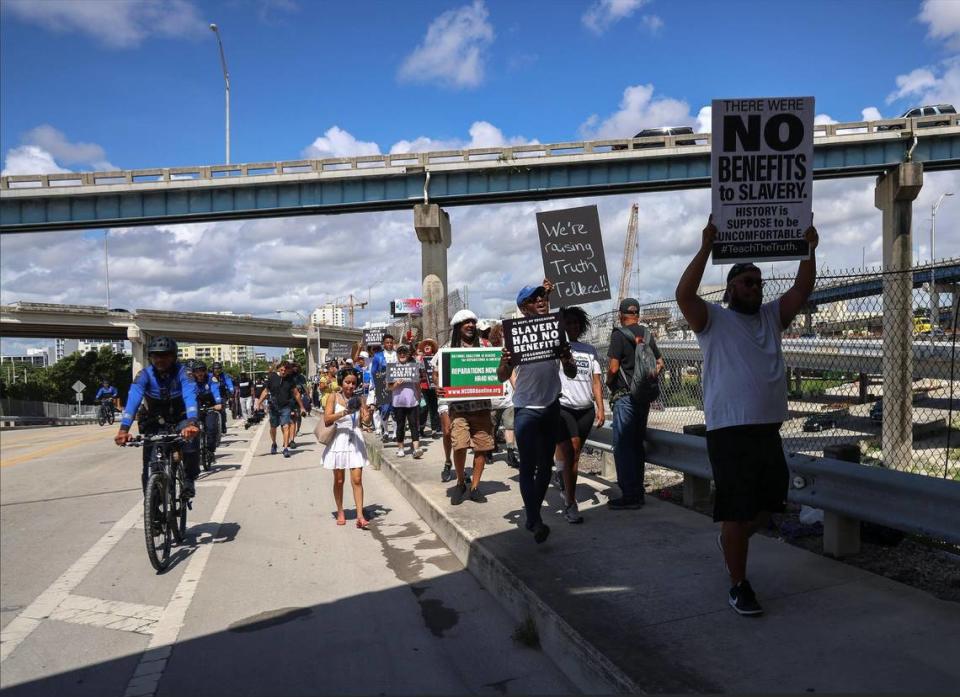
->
[382,350,398,364]
[696,300,788,431]
[559,341,602,409]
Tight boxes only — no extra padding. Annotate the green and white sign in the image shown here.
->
[437,347,503,400]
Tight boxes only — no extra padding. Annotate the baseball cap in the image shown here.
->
[516,285,546,306]
[396,344,411,354]
[345,358,353,364]
[477,319,492,331]
[619,297,640,314]
[727,263,760,283]
[358,351,369,359]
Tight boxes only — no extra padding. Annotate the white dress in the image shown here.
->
[322,402,368,470]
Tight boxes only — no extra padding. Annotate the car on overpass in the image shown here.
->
[612,126,698,150]
[878,104,956,131]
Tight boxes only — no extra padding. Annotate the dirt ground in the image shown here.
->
[581,454,960,603]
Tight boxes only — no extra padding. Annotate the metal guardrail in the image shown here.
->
[1,115,955,191]
[586,427,960,544]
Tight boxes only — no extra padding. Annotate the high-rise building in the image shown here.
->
[1,353,47,367]
[77,339,127,355]
[311,304,345,328]
[178,343,255,364]
[55,338,79,362]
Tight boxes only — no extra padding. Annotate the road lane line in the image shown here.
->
[0,497,142,661]
[0,433,108,468]
[123,422,267,697]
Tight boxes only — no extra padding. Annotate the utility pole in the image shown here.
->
[931,192,954,331]
[209,23,231,164]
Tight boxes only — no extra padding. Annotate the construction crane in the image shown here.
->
[617,203,639,307]
[334,294,368,328]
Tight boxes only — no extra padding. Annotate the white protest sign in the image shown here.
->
[711,96,814,264]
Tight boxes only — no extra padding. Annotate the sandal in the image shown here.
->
[356,518,370,530]
[336,513,346,526]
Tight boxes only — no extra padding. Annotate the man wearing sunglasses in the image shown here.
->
[676,214,818,617]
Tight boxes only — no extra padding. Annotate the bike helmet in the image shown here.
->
[192,360,207,371]
[147,336,178,355]
[211,361,223,370]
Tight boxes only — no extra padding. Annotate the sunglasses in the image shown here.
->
[621,309,639,315]
[524,291,547,304]
[735,277,765,289]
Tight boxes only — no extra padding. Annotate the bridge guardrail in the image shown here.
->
[2,115,956,191]
[586,427,960,545]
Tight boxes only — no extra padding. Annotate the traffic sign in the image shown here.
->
[72,380,86,394]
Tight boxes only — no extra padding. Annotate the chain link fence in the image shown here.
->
[579,262,959,481]
[381,288,467,348]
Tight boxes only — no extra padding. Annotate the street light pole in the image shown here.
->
[209,23,231,164]
[931,192,953,331]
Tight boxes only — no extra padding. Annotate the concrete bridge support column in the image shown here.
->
[875,163,922,472]
[414,204,451,345]
[127,326,152,377]
[307,337,320,378]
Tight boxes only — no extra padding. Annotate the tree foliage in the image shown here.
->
[3,348,132,404]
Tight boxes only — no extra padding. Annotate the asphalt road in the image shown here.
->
[0,419,574,696]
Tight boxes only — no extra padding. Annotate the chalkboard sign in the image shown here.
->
[373,370,388,404]
[503,313,566,366]
[537,205,611,305]
[386,361,421,384]
[711,96,814,263]
[327,341,353,360]
[422,355,436,388]
[362,328,385,347]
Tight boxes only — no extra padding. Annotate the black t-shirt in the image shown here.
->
[266,373,296,406]
[607,324,662,389]
[238,379,253,398]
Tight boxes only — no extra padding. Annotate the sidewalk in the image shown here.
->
[370,432,960,694]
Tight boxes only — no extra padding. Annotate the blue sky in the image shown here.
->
[2,0,960,356]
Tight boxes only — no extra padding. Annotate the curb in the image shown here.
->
[368,437,641,695]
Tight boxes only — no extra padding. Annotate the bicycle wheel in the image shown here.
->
[200,440,211,471]
[170,467,188,544]
[107,410,115,425]
[97,409,106,427]
[143,472,172,571]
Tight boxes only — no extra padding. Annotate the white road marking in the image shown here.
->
[0,498,142,661]
[123,423,267,697]
[49,594,165,635]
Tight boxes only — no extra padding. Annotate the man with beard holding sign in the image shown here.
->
[676,214,818,617]
[498,279,577,544]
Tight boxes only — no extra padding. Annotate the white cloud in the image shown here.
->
[390,121,533,154]
[862,106,883,121]
[919,0,960,50]
[301,126,381,159]
[579,84,697,140]
[2,126,114,175]
[814,114,839,125]
[886,57,960,109]
[641,14,664,33]
[582,0,648,35]
[695,105,711,134]
[398,0,494,89]
[3,0,207,49]
[887,67,939,104]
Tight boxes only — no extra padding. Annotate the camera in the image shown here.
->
[244,409,266,429]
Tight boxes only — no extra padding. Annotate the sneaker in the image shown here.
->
[469,487,487,503]
[451,482,468,506]
[717,532,731,575]
[532,522,551,544]
[728,580,764,616]
[183,480,196,499]
[283,447,290,458]
[423,427,433,436]
[563,501,584,524]
[270,443,278,455]
[441,462,453,482]
[288,440,297,449]
[396,448,406,458]
[506,448,520,468]
[412,448,424,459]
[607,497,643,510]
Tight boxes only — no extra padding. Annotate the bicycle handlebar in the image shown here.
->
[126,434,186,447]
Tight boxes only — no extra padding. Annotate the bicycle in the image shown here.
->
[97,399,116,427]
[128,433,191,571]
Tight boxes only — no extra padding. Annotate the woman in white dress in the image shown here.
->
[322,372,372,529]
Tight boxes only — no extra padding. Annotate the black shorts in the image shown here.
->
[558,404,596,443]
[705,423,788,522]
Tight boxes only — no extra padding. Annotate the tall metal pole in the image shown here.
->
[209,24,231,164]
[104,231,111,308]
[931,192,953,330]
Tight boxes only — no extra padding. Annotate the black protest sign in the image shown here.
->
[536,205,611,305]
[373,371,388,404]
[711,96,814,263]
[362,328,385,346]
[503,313,566,366]
[387,361,421,384]
[327,341,353,360]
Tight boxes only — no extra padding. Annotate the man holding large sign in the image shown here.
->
[712,96,814,263]
[536,205,611,305]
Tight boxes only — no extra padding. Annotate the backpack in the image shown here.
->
[617,325,660,403]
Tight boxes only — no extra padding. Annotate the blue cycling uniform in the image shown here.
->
[95,386,117,401]
[193,374,223,451]
[120,363,201,490]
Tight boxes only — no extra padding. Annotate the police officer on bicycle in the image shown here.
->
[114,337,202,497]
[95,379,118,419]
[190,361,224,459]
[210,361,235,434]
